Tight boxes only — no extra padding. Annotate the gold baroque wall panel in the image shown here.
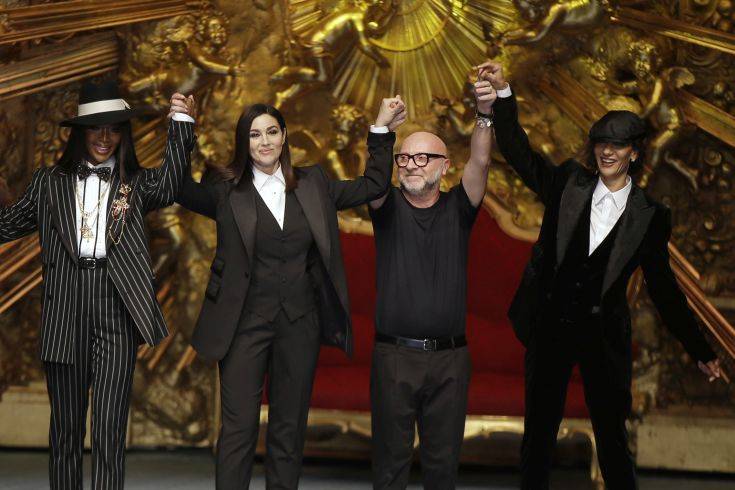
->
[0,0,734,459]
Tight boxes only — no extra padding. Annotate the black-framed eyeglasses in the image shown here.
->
[394,152,446,167]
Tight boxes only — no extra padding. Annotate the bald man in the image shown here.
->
[367,70,497,490]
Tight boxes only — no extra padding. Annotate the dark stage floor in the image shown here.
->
[1,449,734,489]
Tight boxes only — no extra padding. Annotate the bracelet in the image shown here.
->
[475,109,493,119]
[476,116,493,128]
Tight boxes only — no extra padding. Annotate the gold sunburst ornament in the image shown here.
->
[278,0,517,117]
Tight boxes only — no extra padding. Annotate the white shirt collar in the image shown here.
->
[83,156,116,170]
[593,176,632,211]
[252,164,285,191]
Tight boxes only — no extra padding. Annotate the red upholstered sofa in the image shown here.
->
[254,206,599,480]
[311,208,590,420]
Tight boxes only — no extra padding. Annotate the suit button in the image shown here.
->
[281,277,286,283]
[575,281,582,289]
[244,271,249,278]
[47,293,52,300]
[546,292,552,300]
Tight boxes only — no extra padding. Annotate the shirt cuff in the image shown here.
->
[496,84,513,98]
[370,125,389,134]
[172,112,195,123]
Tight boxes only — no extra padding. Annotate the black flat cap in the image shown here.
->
[589,110,647,145]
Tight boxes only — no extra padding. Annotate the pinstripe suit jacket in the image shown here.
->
[0,120,195,364]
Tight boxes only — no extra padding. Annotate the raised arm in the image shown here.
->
[325,95,405,210]
[0,168,44,244]
[476,61,559,205]
[461,74,496,207]
[140,93,197,212]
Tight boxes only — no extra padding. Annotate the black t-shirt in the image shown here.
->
[369,184,480,338]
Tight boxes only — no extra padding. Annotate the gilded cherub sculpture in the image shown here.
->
[431,79,478,139]
[597,39,699,189]
[502,0,611,45]
[269,0,398,109]
[123,9,242,109]
[638,66,698,189]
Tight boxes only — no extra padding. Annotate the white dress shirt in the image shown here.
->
[589,176,631,255]
[75,158,115,258]
[253,164,287,229]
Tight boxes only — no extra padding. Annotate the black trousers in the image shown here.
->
[521,320,637,490]
[370,342,471,490]
[216,308,321,490]
[44,265,138,490]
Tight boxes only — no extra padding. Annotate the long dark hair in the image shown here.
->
[56,122,141,181]
[579,137,646,177]
[209,104,298,191]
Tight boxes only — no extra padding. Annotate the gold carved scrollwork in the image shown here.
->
[1,0,735,456]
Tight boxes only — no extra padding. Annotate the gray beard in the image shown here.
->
[399,167,443,197]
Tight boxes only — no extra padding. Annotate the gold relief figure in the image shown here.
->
[637,66,699,190]
[147,205,185,278]
[269,0,398,109]
[578,35,699,189]
[608,40,696,188]
[325,103,370,180]
[502,0,611,45]
[431,79,478,139]
[289,103,374,220]
[123,9,242,109]
[289,103,368,180]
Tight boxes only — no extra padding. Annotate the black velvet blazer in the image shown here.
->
[493,93,715,386]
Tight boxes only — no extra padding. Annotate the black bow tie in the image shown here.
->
[76,164,112,182]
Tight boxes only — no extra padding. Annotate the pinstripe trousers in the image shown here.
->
[44,264,137,490]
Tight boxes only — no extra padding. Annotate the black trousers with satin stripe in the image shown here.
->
[44,265,137,490]
[370,342,471,490]
[521,320,637,490]
[216,308,321,490]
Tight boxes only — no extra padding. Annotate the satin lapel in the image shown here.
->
[229,178,257,262]
[47,169,79,262]
[105,170,123,250]
[601,186,655,297]
[556,170,595,267]
[294,174,331,267]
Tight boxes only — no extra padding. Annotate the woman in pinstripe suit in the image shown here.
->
[0,81,196,490]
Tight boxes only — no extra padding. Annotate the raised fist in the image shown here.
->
[473,80,497,115]
[168,93,197,120]
[474,60,508,92]
[375,95,407,132]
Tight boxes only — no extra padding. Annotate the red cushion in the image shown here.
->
[308,208,589,419]
[467,211,532,324]
[310,363,589,418]
[311,365,372,411]
[467,371,589,418]
[340,232,377,317]
[466,313,525,375]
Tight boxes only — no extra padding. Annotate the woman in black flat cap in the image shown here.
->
[0,80,196,490]
[474,61,722,490]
